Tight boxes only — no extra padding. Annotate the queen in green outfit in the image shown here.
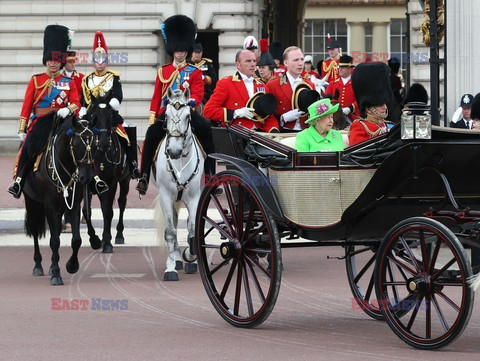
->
[295,98,344,152]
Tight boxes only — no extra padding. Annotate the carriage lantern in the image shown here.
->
[401,102,432,140]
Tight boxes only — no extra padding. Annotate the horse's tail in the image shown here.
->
[24,196,46,239]
[154,194,181,247]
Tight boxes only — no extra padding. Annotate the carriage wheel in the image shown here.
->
[196,170,282,328]
[345,243,385,320]
[375,217,474,350]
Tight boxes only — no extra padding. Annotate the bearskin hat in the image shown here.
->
[160,15,196,57]
[402,83,429,106]
[388,57,401,75]
[269,41,283,61]
[43,25,70,66]
[471,93,480,120]
[352,62,393,117]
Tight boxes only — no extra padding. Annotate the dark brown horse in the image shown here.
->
[23,113,100,285]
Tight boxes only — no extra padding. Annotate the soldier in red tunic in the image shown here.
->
[8,25,80,198]
[321,35,341,84]
[203,49,279,132]
[136,15,215,196]
[324,54,359,125]
[266,46,317,131]
[348,62,393,146]
[62,50,84,98]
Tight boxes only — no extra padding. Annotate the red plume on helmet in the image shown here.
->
[93,31,108,53]
[93,31,108,64]
[260,38,268,54]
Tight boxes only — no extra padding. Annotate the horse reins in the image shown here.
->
[164,100,201,201]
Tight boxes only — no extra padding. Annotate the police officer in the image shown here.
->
[450,94,474,129]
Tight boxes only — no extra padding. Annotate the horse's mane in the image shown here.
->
[26,111,64,156]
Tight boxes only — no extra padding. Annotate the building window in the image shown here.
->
[304,19,348,67]
[365,22,373,59]
[389,18,407,82]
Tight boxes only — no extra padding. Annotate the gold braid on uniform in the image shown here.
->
[419,0,445,46]
[322,57,339,79]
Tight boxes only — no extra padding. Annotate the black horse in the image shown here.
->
[23,112,100,286]
[83,96,131,253]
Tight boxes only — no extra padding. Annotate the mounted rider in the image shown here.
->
[8,25,81,198]
[136,14,215,196]
[80,31,140,192]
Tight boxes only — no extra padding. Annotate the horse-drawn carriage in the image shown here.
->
[194,119,480,350]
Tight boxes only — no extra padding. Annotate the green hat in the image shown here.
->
[305,99,339,125]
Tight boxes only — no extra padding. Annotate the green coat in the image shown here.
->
[295,126,344,152]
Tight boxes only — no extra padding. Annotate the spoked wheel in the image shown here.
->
[375,217,474,350]
[196,170,282,328]
[345,243,385,320]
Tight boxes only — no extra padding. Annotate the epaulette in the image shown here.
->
[202,58,212,63]
[107,69,121,77]
[32,72,44,77]
[221,75,232,80]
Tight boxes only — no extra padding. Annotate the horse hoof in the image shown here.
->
[102,244,113,254]
[66,260,79,274]
[184,263,197,274]
[48,267,53,276]
[32,267,44,276]
[175,260,183,270]
[90,236,102,250]
[115,236,125,245]
[50,276,64,286]
[163,271,179,281]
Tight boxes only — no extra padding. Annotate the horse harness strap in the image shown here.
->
[166,140,201,202]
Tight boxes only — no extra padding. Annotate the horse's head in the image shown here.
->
[65,117,97,185]
[88,95,113,152]
[164,87,192,159]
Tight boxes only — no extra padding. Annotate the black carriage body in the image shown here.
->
[214,124,480,243]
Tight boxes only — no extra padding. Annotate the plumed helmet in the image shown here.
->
[243,35,258,50]
[93,31,108,64]
[402,83,429,106]
[43,24,70,66]
[304,55,313,63]
[326,33,340,49]
[352,62,393,117]
[160,15,196,57]
[471,93,480,120]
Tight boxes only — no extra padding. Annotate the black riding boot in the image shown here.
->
[136,120,165,195]
[7,142,29,199]
[124,126,140,179]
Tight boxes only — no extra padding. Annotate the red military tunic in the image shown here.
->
[321,57,340,84]
[266,74,316,131]
[273,65,287,77]
[19,71,80,133]
[325,77,359,122]
[203,72,279,132]
[301,70,319,81]
[149,62,204,125]
[62,69,84,99]
[348,119,387,146]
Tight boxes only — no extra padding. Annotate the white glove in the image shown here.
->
[17,132,26,141]
[233,107,255,120]
[281,109,304,123]
[78,107,87,119]
[57,107,71,119]
[342,107,351,116]
[109,98,120,111]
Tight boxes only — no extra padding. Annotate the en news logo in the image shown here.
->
[51,297,128,311]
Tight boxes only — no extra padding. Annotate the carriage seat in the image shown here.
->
[279,130,350,150]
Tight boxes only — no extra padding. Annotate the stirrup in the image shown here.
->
[136,176,148,196]
[94,176,109,195]
[7,177,22,199]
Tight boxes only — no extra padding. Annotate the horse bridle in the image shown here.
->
[164,99,201,200]
[89,103,122,165]
[69,120,95,166]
